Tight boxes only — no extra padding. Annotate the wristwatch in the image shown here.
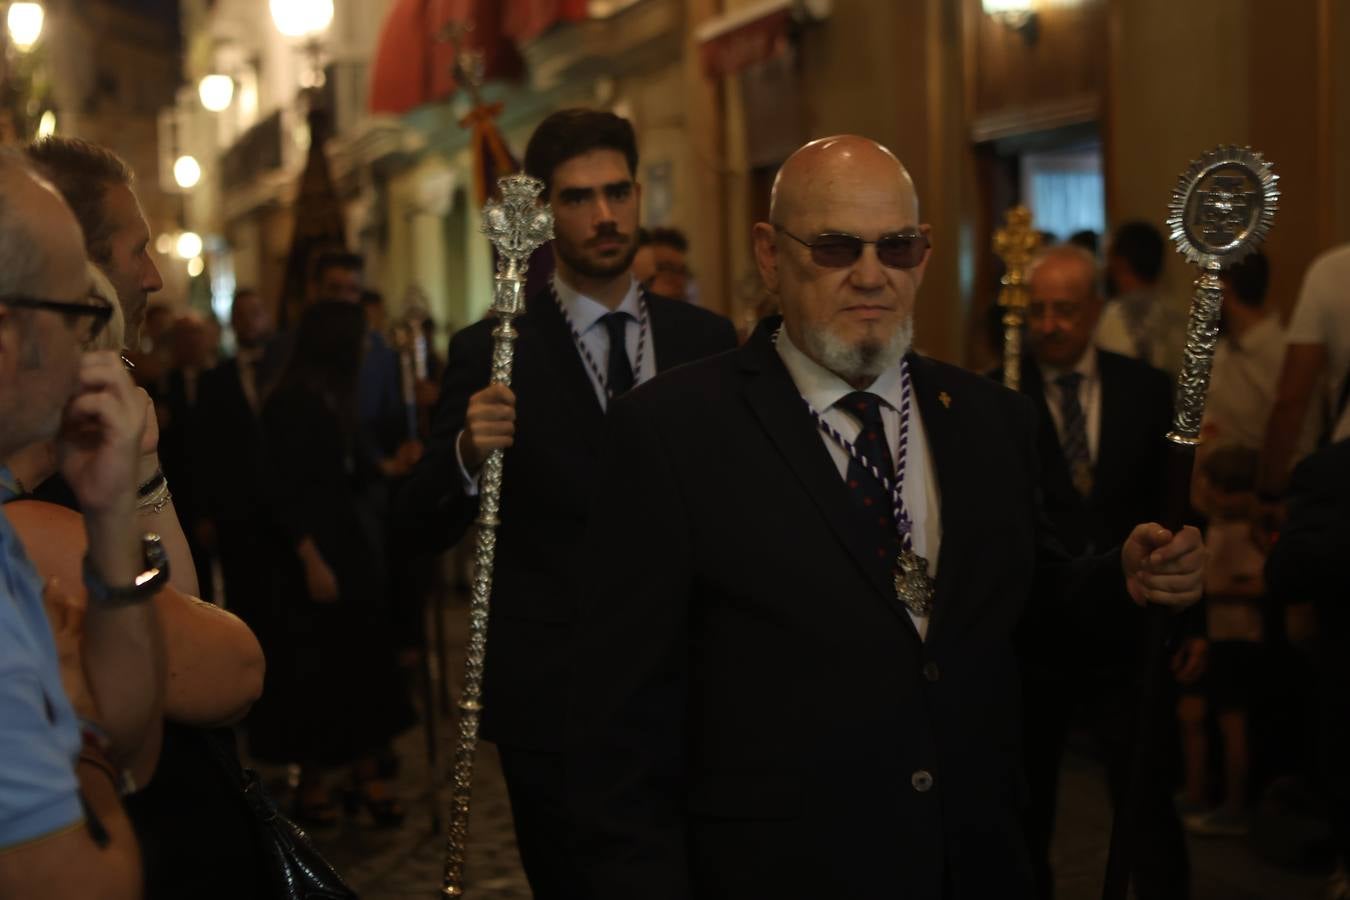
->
[82,533,169,607]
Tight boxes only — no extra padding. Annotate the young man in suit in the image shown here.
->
[564,136,1205,900]
[395,108,737,898]
[1011,245,1191,900]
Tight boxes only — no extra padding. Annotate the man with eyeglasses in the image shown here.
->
[1000,244,1189,900]
[395,108,736,899]
[0,154,164,898]
[563,136,1206,900]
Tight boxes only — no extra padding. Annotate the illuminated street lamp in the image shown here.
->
[176,230,203,260]
[269,0,332,38]
[271,0,333,89]
[198,74,234,112]
[173,154,202,189]
[7,2,44,52]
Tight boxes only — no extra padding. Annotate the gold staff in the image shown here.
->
[1101,145,1279,900]
[442,175,553,898]
[992,205,1042,391]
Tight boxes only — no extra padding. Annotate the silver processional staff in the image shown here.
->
[441,173,553,898]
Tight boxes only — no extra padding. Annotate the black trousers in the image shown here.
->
[497,745,582,900]
[1023,672,1190,900]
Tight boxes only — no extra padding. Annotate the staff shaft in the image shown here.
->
[1101,265,1223,900]
[442,312,519,898]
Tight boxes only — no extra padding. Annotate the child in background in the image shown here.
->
[1180,445,1267,837]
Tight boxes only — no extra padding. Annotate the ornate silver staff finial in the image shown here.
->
[1164,145,1279,444]
[483,175,554,272]
[442,173,552,899]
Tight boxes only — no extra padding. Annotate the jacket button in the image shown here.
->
[922,662,940,683]
[912,770,934,793]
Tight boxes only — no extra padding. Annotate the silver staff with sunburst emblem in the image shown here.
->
[1102,144,1279,900]
[442,173,553,898]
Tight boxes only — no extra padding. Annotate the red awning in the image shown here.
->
[368,0,524,116]
[695,0,794,79]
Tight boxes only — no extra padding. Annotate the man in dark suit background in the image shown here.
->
[564,136,1205,900]
[1005,244,1191,900]
[395,109,737,898]
[154,312,216,599]
[194,289,275,621]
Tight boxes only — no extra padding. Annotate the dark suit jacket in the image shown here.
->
[1266,439,1350,683]
[195,357,270,525]
[155,368,205,539]
[564,318,1129,900]
[394,287,737,751]
[193,356,277,619]
[999,351,1172,556]
[996,352,1174,676]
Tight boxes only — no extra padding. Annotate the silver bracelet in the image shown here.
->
[137,480,172,515]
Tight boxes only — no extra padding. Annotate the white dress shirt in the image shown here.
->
[551,273,657,410]
[775,329,942,640]
[456,273,657,494]
[1038,347,1102,465]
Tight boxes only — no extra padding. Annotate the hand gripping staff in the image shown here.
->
[442,174,554,898]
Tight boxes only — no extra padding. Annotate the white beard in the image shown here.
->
[802,316,913,385]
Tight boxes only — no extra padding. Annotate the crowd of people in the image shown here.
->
[0,106,1344,900]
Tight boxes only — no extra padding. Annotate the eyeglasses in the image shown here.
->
[775,226,930,270]
[0,293,114,343]
[1026,300,1087,324]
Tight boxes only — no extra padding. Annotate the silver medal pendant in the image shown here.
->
[893,548,934,617]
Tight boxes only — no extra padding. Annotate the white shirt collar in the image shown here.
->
[1038,345,1098,386]
[775,326,907,415]
[551,273,642,335]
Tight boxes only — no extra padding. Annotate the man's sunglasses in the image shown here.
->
[776,226,930,270]
[0,293,113,342]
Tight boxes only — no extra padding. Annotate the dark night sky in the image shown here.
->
[106,0,181,27]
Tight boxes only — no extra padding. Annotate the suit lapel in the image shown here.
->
[524,290,606,436]
[645,290,676,373]
[1091,354,1128,505]
[645,291,698,373]
[739,324,911,627]
[906,356,979,642]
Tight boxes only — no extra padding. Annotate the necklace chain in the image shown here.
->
[773,328,918,549]
[550,278,648,401]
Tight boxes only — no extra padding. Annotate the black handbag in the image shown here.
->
[205,734,358,900]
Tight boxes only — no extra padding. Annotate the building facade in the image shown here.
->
[175,0,1350,364]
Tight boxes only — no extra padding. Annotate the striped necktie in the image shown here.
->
[1055,371,1093,498]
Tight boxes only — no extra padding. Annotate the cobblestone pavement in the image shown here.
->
[279,594,1333,899]
[284,589,532,900]
[316,735,530,899]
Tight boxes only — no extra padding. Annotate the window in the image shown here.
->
[1021,146,1105,244]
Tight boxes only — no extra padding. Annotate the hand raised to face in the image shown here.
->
[57,351,146,515]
